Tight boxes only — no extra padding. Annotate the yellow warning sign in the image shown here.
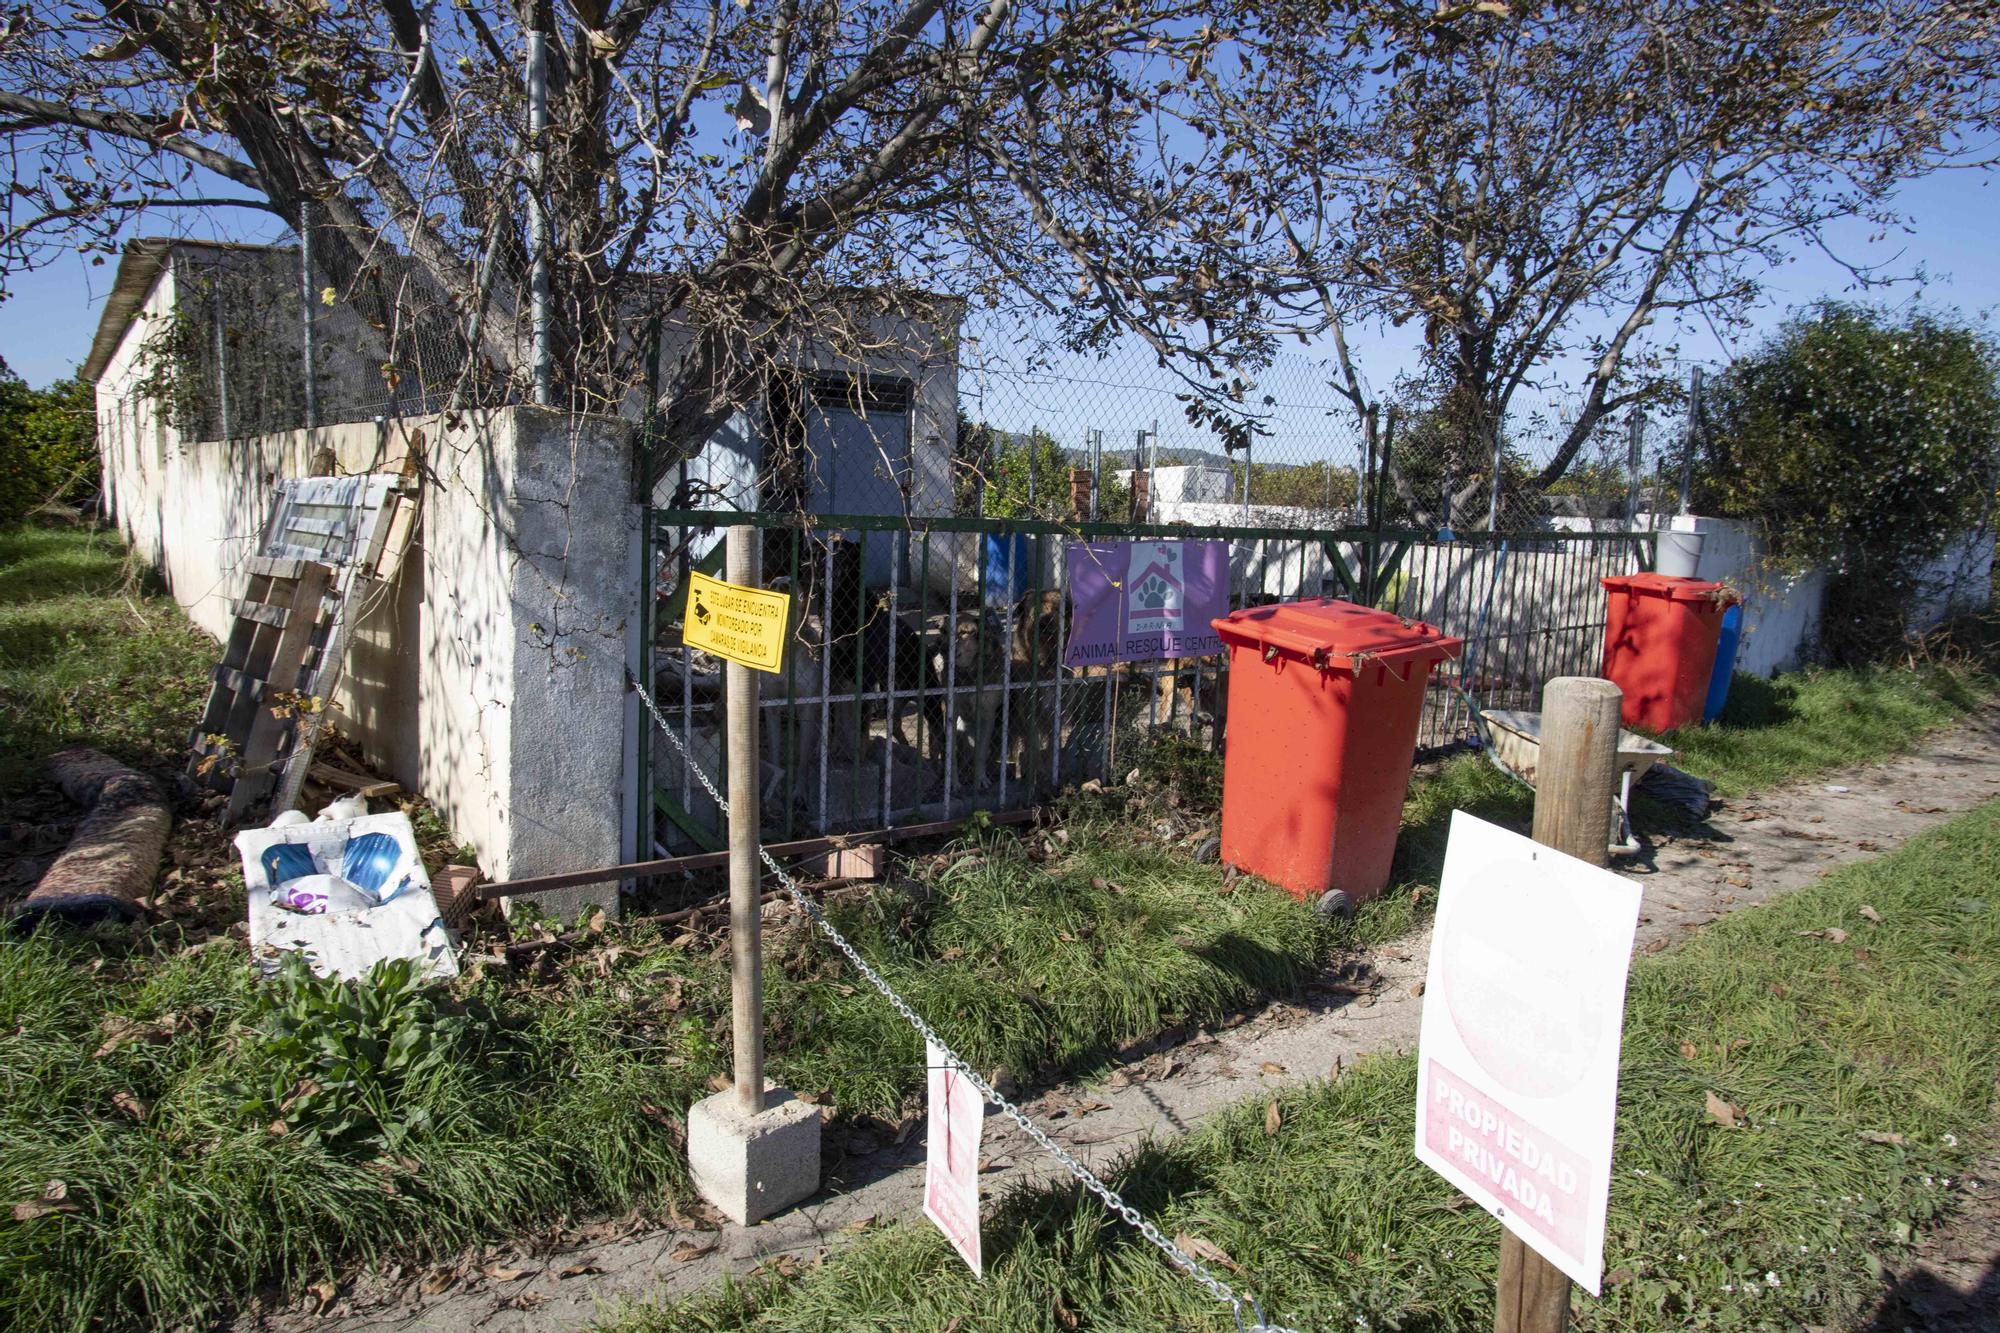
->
[683,569,790,673]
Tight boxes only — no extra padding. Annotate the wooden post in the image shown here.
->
[725,525,764,1114]
[1530,677,1621,865]
[1495,674,1622,1333]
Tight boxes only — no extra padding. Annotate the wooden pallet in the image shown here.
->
[189,477,412,824]
[266,488,409,814]
[188,556,336,821]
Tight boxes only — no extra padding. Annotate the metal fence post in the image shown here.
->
[725,525,765,1114]
[1625,410,1645,529]
[527,27,552,407]
[299,200,319,432]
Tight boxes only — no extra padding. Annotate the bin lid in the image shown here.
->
[1211,598,1462,670]
[1600,572,1739,605]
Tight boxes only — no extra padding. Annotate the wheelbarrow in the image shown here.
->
[1474,706,1674,856]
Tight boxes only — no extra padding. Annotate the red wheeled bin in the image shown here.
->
[1599,573,1739,734]
[1212,599,1462,906]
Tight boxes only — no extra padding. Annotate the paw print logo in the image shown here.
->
[693,592,711,625]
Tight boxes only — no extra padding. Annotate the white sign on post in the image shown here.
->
[1414,811,1642,1295]
[923,1041,984,1277]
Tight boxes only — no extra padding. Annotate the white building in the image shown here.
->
[84,237,963,914]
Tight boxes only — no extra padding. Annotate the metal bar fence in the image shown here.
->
[639,509,1641,857]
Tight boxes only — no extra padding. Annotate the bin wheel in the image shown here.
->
[1315,889,1354,921]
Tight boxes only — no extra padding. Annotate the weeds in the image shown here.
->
[239,955,491,1152]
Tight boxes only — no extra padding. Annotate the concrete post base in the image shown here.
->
[687,1084,822,1225]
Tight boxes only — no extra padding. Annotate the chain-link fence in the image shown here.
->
[139,226,477,444]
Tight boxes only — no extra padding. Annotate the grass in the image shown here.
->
[2,522,1984,1328]
[0,525,213,794]
[603,797,2000,1333]
[0,790,1352,1331]
[0,524,1509,1330]
[1664,664,1990,797]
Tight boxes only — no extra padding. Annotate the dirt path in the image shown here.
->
[252,709,2000,1333]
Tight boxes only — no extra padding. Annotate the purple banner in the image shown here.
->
[1064,540,1228,667]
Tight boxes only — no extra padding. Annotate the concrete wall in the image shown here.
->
[1668,515,1995,677]
[97,395,637,917]
[411,408,639,907]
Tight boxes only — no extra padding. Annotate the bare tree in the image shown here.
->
[1207,0,2000,519]
[0,0,1251,472]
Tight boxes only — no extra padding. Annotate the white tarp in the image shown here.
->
[237,810,458,983]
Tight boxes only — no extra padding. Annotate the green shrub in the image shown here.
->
[0,364,96,527]
[238,956,491,1152]
[1696,304,2000,663]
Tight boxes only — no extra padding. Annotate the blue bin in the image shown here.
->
[1702,603,1744,723]
[982,533,1032,604]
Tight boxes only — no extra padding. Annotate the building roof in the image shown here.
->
[81,237,296,384]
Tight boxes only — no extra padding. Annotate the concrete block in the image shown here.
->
[803,843,885,881]
[687,1084,821,1225]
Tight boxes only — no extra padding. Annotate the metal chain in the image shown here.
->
[631,674,1302,1333]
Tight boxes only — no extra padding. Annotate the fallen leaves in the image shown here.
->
[1175,1231,1246,1275]
[1264,1099,1283,1137]
[1797,926,1849,943]
[1860,904,1883,924]
[637,1100,687,1142]
[1679,1039,1699,1060]
[481,1263,534,1282]
[1260,1061,1287,1076]
[1859,1130,1907,1146]
[111,1090,149,1120]
[278,1078,321,1114]
[669,1240,718,1262]
[557,1262,604,1279]
[93,1013,177,1058]
[11,1179,79,1221]
[1704,1090,1745,1129]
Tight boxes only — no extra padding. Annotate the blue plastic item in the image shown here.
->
[261,842,317,887]
[1702,602,1744,723]
[981,532,1032,604]
[341,832,409,904]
